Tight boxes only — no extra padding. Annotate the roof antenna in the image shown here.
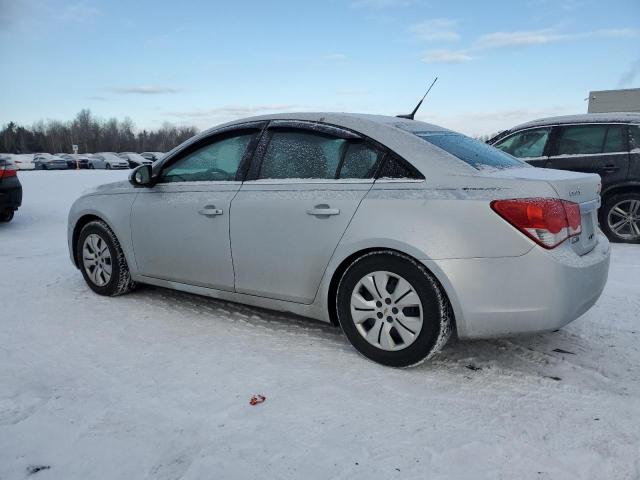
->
[397,77,438,120]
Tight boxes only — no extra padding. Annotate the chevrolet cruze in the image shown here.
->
[68,113,610,367]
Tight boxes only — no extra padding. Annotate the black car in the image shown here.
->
[0,156,22,223]
[488,113,640,243]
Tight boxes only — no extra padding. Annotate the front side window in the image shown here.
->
[161,132,256,182]
[494,128,550,158]
[555,124,608,155]
[416,132,525,170]
[258,130,347,180]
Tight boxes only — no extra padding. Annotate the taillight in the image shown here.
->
[491,198,582,249]
[0,165,17,178]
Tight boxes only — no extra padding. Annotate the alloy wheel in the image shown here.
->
[607,199,640,241]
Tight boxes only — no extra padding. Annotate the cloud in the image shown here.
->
[351,0,415,8]
[410,19,460,42]
[475,27,639,50]
[165,105,302,120]
[109,86,182,95]
[618,58,640,88]
[422,49,473,63]
[55,2,100,22]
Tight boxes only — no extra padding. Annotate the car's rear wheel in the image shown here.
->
[0,210,14,222]
[336,251,452,367]
[601,192,640,243]
[106,164,112,170]
[76,220,135,296]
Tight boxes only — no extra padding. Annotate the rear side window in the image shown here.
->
[494,128,550,158]
[259,130,347,179]
[415,132,524,170]
[554,124,627,155]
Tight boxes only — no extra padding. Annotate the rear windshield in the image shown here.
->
[413,132,526,170]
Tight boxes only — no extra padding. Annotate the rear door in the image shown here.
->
[546,123,630,190]
[492,126,551,167]
[230,122,383,304]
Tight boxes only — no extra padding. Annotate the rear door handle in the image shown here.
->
[603,164,619,173]
[198,205,223,216]
[306,204,340,216]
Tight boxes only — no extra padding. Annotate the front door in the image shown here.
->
[130,129,260,290]
[230,125,383,303]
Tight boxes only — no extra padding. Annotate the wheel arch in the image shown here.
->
[325,247,459,336]
[601,183,640,200]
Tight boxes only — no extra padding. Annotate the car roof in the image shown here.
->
[510,112,640,131]
[172,112,473,176]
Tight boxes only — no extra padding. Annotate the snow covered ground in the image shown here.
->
[1,171,639,480]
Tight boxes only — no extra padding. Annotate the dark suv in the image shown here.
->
[488,113,640,243]
[0,156,22,223]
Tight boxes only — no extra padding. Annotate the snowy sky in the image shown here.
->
[1,0,639,136]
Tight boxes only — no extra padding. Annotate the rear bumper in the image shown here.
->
[425,233,611,339]
[0,178,23,211]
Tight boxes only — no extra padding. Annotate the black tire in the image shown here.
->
[106,164,111,170]
[76,220,136,296]
[600,192,640,244]
[41,164,47,170]
[0,210,14,222]
[336,251,452,367]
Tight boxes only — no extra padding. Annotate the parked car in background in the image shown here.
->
[141,152,164,162]
[89,152,130,170]
[59,153,92,169]
[33,153,68,170]
[68,113,610,367]
[489,113,640,243]
[0,156,22,222]
[4,154,34,170]
[118,152,153,168]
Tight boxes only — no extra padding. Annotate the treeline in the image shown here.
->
[0,109,199,154]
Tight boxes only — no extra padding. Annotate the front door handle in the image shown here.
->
[306,204,340,216]
[198,205,223,217]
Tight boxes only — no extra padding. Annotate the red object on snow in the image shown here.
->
[249,394,266,406]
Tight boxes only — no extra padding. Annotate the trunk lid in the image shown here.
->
[486,166,601,255]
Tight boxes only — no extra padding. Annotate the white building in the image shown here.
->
[588,88,640,113]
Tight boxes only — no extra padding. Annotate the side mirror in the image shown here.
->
[129,164,153,187]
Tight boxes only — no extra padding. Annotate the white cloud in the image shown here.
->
[55,2,100,22]
[410,19,460,42]
[422,49,473,63]
[351,0,415,8]
[323,53,349,62]
[110,86,182,95]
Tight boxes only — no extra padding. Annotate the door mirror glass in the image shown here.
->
[129,164,152,187]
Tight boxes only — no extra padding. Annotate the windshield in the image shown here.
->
[413,132,526,170]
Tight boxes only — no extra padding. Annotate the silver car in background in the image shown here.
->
[33,153,68,170]
[118,152,153,168]
[67,113,610,367]
[89,152,130,170]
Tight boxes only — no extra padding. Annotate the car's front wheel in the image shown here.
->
[601,192,640,243]
[336,251,452,367]
[76,220,136,296]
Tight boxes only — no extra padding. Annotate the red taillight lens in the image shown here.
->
[491,198,582,249]
[0,166,17,178]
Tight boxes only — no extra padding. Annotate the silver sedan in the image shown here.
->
[67,113,610,367]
